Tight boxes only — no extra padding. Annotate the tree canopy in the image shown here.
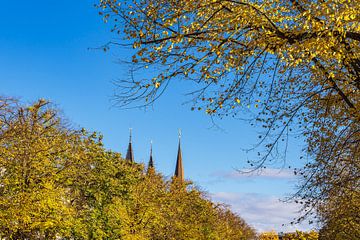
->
[97,0,359,237]
[0,97,256,239]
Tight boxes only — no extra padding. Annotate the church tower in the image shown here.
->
[174,130,184,181]
[126,129,134,162]
[147,141,154,174]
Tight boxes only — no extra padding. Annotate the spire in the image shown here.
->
[126,128,134,162]
[147,140,154,172]
[174,129,184,181]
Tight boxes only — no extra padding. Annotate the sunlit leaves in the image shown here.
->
[0,99,78,238]
[98,0,360,237]
[0,98,256,239]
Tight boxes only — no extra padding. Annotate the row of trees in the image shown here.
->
[0,97,256,239]
[96,0,360,239]
[259,230,318,240]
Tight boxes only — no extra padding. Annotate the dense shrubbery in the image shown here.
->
[0,98,256,239]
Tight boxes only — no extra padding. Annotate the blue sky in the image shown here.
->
[1,0,312,232]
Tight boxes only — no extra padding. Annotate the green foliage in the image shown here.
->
[0,98,256,239]
[281,230,319,240]
[259,230,319,240]
[0,98,77,239]
[96,1,360,237]
[258,231,279,240]
[317,190,360,240]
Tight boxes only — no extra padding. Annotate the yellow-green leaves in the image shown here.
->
[98,1,360,237]
[0,98,256,239]
[0,99,77,239]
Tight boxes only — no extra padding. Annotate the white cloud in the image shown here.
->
[211,192,314,233]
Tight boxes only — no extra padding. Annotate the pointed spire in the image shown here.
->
[174,129,184,181]
[126,128,134,162]
[148,140,154,168]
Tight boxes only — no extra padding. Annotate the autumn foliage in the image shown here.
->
[258,231,280,240]
[258,230,318,240]
[97,0,360,238]
[280,230,319,240]
[0,98,256,239]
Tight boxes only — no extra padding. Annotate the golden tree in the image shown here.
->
[65,134,144,239]
[316,189,360,239]
[258,231,279,240]
[0,97,256,239]
[97,0,360,235]
[125,174,256,240]
[281,230,319,240]
[0,98,143,239]
[0,99,78,238]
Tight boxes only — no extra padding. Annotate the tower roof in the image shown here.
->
[148,141,154,172]
[126,128,134,162]
[174,130,184,181]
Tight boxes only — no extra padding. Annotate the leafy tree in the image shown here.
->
[213,204,256,240]
[0,97,255,239]
[119,169,167,239]
[258,231,279,240]
[66,134,144,239]
[294,149,360,239]
[281,230,318,240]
[124,174,257,240]
[317,190,360,240]
[0,99,78,239]
[97,0,360,235]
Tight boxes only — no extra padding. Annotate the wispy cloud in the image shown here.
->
[211,192,314,233]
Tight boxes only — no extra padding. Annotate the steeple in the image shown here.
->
[174,130,184,181]
[147,140,154,172]
[126,128,134,162]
